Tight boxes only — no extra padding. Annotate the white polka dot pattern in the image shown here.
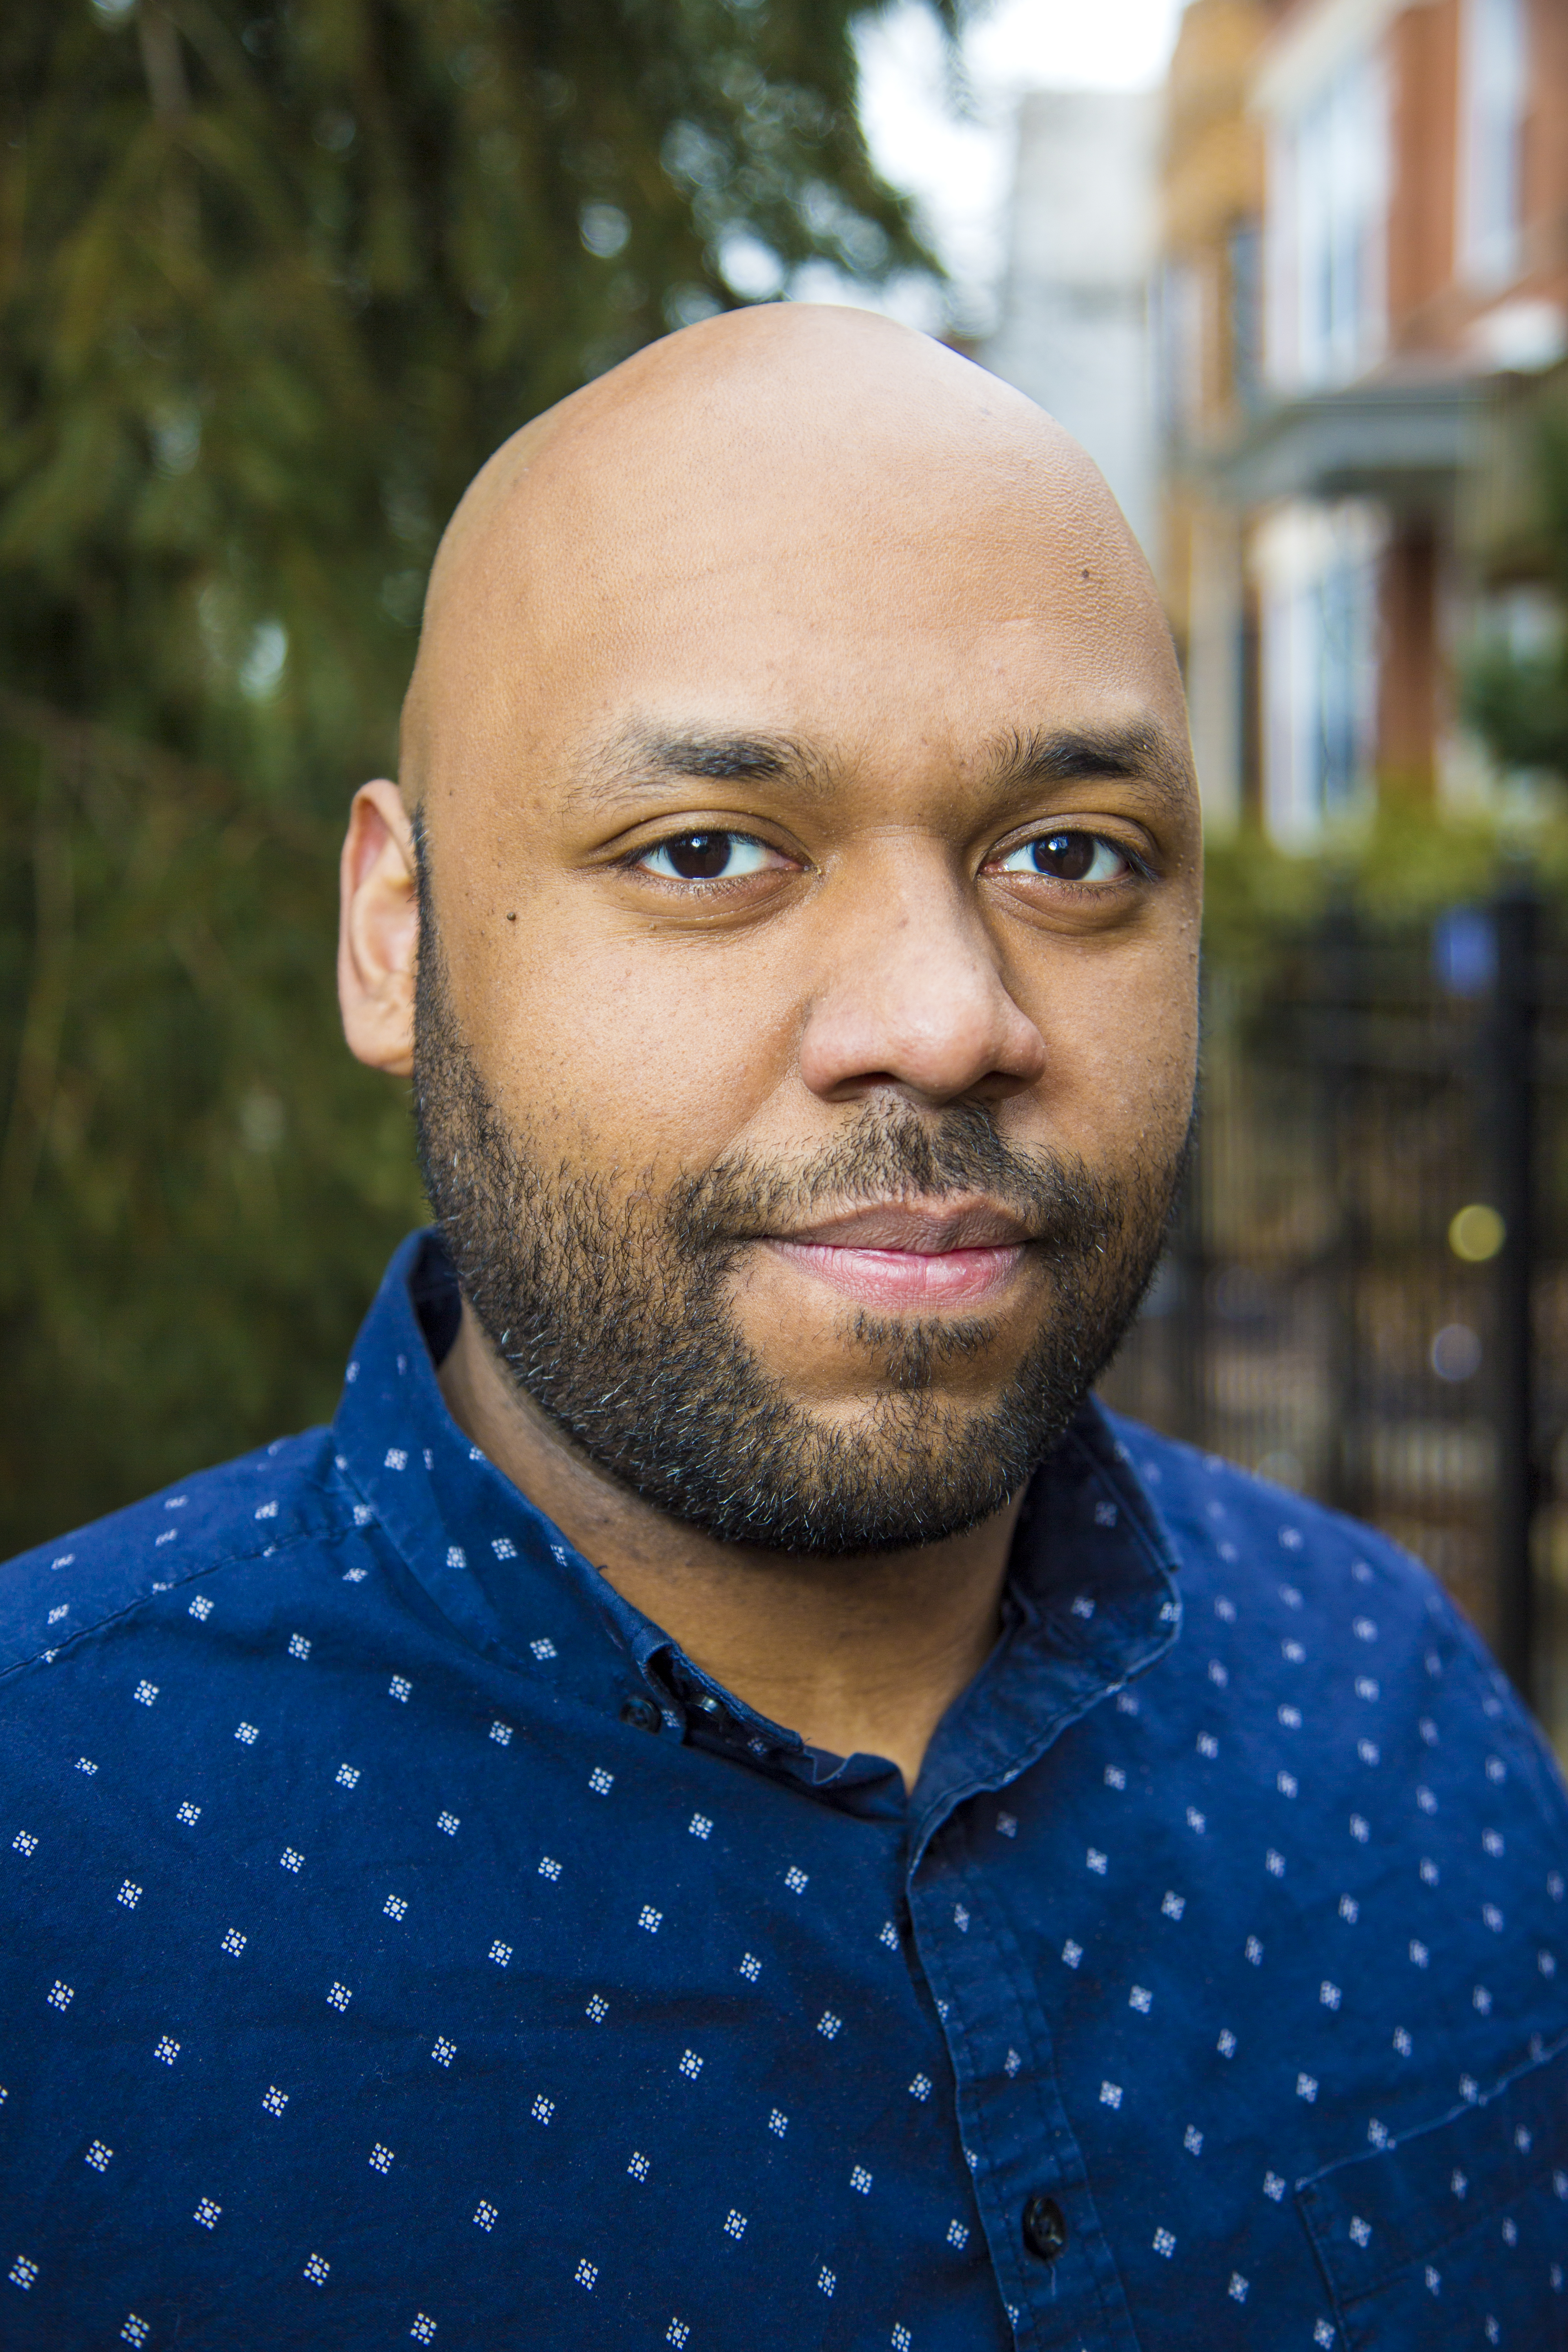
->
[0,1233,1561,2348]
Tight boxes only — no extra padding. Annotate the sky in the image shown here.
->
[819,0,1187,335]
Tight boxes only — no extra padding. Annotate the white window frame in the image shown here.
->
[1266,47,1390,392]
[1457,0,1528,288]
[1254,501,1387,845]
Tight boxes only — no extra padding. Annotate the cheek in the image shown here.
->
[455,911,802,1169]
[1024,938,1198,1157]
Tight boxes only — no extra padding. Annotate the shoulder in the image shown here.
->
[0,1428,361,1683]
[1105,1407,1474,1651]
[1102,1410,1568,1840]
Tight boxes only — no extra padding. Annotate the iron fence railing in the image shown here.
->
[1100,886,1568,1748]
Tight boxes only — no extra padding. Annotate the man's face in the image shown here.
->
[400,318,1203,1553]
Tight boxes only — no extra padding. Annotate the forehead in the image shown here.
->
[537,401,1151,631]
[412,360,1187,801]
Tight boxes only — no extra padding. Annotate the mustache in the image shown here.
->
[665,1100,1126,1254]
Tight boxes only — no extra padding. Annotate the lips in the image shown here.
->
[762,1198,1031,1310]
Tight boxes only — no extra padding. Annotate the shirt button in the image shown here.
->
[1022,2194,1068,2263]
[619,1695,663,1734]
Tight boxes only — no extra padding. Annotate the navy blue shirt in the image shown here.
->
[3,1231,1568,2351]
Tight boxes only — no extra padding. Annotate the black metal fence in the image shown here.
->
[1100,884,1568,1751]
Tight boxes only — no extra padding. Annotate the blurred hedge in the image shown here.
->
[0,698,416,1539]
[1462,372,1568,780]
[0,0,949,1553]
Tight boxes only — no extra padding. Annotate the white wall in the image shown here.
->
[981,90,1158,557]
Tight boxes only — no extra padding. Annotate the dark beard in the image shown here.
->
[413,891,1186,1556]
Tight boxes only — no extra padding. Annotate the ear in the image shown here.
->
[338,780,419,1078]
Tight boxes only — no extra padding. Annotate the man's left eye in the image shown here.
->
[995,831,1130,884]
[635,831,780,881]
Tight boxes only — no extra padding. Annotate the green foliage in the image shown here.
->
[0,0,948,1552]
[1464,640,1568,777]
[1461,393,1568,780]
[1200,790,1563,1003]
[0,699,415,1539]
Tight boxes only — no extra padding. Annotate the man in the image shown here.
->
[0,307,1564,2351]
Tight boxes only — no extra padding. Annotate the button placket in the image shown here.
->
[908,1814,1142,2352]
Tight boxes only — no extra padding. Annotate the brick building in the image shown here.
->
[1158,0,1568,839]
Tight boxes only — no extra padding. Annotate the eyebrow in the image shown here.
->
[570,717,1192,813]
[569,727,831,808]
[980,722,1195,811]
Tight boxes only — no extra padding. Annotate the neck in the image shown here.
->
[436,1301,1021,1791]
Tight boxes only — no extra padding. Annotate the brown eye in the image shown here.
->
[668,834,729,879]
[1041,833,1093,879]
[636,831,779,881]
[997,831,1127,884]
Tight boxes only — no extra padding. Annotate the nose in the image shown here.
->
[795,844,1049,1108]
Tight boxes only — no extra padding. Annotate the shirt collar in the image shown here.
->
[332,1231,1183,1833]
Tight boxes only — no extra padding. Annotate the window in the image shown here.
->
[1153,258,1206,440]
[1254,501,1385,843]
[1228,221,1263,413]
[1267,52,1389,390]
[1458,0,1527,287]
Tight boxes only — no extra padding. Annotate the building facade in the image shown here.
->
[1157,0,1568,840]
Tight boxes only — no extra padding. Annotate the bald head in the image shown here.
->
[399,304,1178,815]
